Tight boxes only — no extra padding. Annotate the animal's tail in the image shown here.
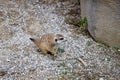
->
[29,38,40,48]
[29,38,35,42]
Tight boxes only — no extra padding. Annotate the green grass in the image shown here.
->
[112,46,120,53]
[58,62,66,67]
[77,17,87,27]
[86,41,93,47]
[60,71,68,78]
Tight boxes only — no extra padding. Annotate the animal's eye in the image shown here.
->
[55,39,57,42]
[60,38,64,40]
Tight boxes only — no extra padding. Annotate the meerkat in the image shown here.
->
[30,33,64,56]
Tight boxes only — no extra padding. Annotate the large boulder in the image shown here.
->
[81,0,120,47]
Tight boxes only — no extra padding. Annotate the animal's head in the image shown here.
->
[55,34,64,42]
[54,34,67,44]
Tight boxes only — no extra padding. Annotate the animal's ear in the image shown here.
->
[56,34,64,37]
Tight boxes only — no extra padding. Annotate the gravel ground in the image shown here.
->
[0,0,120,80]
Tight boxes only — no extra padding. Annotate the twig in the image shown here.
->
[56,57,87,67]
[75,57,87,67]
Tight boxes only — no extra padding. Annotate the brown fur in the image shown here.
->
[30,33,64,56]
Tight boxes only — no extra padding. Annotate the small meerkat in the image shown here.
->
[30,33,64,56]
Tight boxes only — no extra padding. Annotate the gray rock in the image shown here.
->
[81,0,120,47]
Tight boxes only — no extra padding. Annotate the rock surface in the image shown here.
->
[81,0,120,47]
[0,0,120,80]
